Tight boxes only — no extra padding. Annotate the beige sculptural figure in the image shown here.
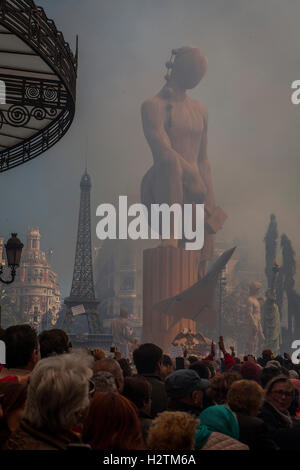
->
[245,282,265,356]
[141,46,226,277]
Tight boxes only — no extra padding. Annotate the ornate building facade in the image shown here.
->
[94,239,143,337]
[6,228,61,327]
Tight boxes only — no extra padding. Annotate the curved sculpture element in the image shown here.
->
[0,0,77,171]
[151,247,236,351]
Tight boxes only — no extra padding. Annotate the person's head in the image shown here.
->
[188,356,198,364]
[206,360,218,378]
[0,382,27,432]
[93,358,124,392]
[207,371,242,404]
[147,411,198,450]
[189,361,210,380]
[260,366,282,388]
[165,369,209,410]
[289,370,299,380]
[230,364,242,374]
[38,329,70,358]
[265,376,295,414]
[249,281,262,296]
[262,349,273,361]
[227,380,264,417]
[290,378,300,414]
[82,392,144,450]
[240,361,261,383]
[4,325,40,371]
[123,375,152,414]
[266,360,281,369]
[92,371,118,394]
[195,405,239,450]
[166,46,208,90]
[23,352,93,433]
[275,355,284,366]
[160,354,174,380]
[133,343,163,375]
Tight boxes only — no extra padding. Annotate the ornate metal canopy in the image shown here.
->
[0,0,77,172]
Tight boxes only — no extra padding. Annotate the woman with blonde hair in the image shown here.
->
[147,411,198,450]
[227,380,277,450]
[194,405,249,450]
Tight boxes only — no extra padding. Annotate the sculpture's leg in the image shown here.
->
[141,160,183,247]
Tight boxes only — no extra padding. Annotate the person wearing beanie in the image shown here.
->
[240,361,261,383]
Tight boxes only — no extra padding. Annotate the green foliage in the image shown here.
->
[0,286,22,328]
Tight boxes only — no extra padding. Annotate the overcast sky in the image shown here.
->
[1,0,300,295]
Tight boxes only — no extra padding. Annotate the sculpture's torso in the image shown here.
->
[154,93,207,168]
[248,296,262,328]
[246,295,264,355]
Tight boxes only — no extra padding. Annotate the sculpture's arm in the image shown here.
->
[141,99,183,164]
[197,112,216,214]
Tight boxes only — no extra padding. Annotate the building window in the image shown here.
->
[120,276,134,291]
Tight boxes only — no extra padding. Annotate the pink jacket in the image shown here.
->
[201,432,249,451]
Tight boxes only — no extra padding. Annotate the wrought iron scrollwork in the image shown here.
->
[0,0,77,172]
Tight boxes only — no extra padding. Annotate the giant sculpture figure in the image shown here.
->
[141,47,227,348]
[141,46,226,277]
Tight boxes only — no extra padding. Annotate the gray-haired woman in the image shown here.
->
[4,352,93,450]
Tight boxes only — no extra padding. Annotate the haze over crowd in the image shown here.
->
[1,0,300,295]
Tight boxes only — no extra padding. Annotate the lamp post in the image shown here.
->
[0,233,24,285]
[0,233,23,328]
[218,268,227,357]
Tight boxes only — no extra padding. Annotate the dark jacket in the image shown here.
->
[258,401,300,450]
[0,419,11,449]
[141,374,168,418]
[138,410,152,442]
[3,419,81,451]
[236,412,278,450]
[167,397,202,417]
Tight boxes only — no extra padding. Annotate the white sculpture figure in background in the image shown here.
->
[246,281,265,356]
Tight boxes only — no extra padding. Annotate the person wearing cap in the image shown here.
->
[165,369,210,416]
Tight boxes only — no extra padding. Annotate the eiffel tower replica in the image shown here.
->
[63,170,102,333]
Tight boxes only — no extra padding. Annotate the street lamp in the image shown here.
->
[218,268,227,357]
[0,233,24,284]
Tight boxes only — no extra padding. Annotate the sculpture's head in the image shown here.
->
[165,46,208,90]
[249,281,262,296]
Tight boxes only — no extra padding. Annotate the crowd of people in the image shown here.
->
[1,324,300,451]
